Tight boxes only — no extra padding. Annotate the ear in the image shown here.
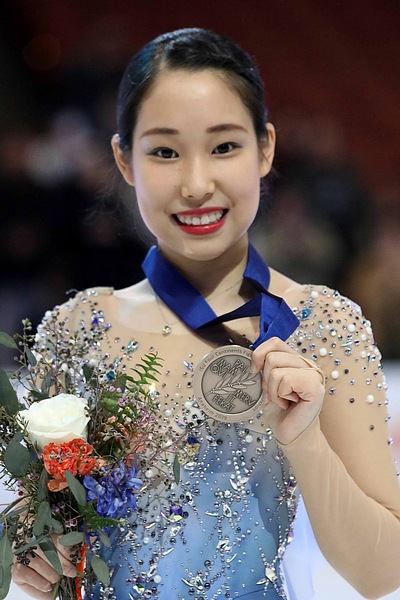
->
[259,122,276,177]
[111,134,135,186]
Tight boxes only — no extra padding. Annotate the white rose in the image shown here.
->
[19,394,90,452]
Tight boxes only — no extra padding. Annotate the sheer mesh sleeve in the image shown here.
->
[281,286,400,599]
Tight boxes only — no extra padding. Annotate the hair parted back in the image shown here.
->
[116,28,268,153]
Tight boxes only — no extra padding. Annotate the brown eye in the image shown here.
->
[150,147,178,159]
[213,142,239,155]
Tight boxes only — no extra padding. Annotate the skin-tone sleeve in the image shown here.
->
[280,286,400,599]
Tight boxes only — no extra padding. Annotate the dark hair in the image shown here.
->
[116,28,268,153]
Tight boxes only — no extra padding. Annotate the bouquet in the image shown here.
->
[0,307,169,600]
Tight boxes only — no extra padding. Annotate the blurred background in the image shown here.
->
[1,0,400,359]
[0,2,399,598]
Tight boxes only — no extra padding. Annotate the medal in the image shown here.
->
[193,345,263,422]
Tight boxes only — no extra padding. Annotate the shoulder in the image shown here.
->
[285,282,374,351]
[37,279,153,333]
[269,268,365,321]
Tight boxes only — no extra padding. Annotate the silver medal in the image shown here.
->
[193,345,263,422]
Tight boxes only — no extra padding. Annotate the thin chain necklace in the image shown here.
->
[154,279,244,336]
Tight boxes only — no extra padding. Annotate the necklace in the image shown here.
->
[154,279,244,336]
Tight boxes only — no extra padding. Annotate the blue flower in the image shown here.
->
[83,461,142,519]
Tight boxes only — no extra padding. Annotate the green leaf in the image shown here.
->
[0,368,19,415]
[24,345,37,367]
[0,532,13,600]
[38,538,63,576]
[83,364,94,384]
[14,533,50,555]
[60,531,84,546]
[4,440,31,478]
[0,332,17,350]
[30,389,48,401]
[98,530,111,548]
[50,517,63,534]
[33,501,52,537]
[173,452,180,485]
[37,468,49,502]
[64,372,73,392]
[65,471,87,506]
[41,372,53,396]
[90,555,110,586]
[29,445,40,463]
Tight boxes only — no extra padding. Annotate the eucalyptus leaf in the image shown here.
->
[83,364,94,384]
[50,517,63,534]
[90,555,110,586]
[65,471,87,506]
[24,345,37,367]
[29,446,40,463]
[38,538,63,576]
[98,530,111,548]
[33,501,52,537]
[4,441,31,478]
[14,533,50,555]
[0,332,17,350]
[30,389,48,401]
[60,531,84,546]
[0,368,19,415]
[0,533,13,600]
[37,468,49,502]
[41,371,53,396]
[64,372,72,392]
[173,452,181,485]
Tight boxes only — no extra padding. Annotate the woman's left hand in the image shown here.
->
[251,337,326,445]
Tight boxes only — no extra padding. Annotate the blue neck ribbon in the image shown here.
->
[141,243,299,349]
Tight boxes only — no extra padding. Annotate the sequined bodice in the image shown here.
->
[35,281,386,599]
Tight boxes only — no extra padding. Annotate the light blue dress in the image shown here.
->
[35,280,385,600]
[89,421,297,599]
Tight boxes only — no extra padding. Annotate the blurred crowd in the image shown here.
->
[1,4,400,364]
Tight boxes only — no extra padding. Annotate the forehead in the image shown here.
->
[135,69,253,131]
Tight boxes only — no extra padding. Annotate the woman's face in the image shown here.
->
[113,69,275,265]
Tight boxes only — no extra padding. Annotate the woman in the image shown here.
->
[12,28,400,600]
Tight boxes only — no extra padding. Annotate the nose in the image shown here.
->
[180,158,215,201]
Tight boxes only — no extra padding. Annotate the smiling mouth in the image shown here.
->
[174,209,226,226]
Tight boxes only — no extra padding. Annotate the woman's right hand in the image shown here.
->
[12,534,76,599]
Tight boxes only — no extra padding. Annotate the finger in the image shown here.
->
[261,351,308,381]
[26,553,61,584]
[251,337,299,372]
[13,582,54,600]
[273,368,324,404]
[267,368,306,408]
[52,534,77,576]
[12,561,55,594]
[262,380,291,411]
[13,583,54,600]
[34,537,76,577]
[263,391,290,410]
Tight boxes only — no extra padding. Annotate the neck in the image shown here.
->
[158,238,250,299]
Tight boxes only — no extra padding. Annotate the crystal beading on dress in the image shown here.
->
[31,279,393,599]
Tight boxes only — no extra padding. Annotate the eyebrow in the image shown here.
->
[140,123,248,139]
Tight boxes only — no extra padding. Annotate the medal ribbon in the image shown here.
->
[142,244,299,348]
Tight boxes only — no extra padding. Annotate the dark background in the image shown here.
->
[1,0,400,362]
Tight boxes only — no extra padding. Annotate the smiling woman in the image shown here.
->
[10,27,400,600]
[112,69,274,271]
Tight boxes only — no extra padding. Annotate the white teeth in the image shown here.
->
[176,210,224,226]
